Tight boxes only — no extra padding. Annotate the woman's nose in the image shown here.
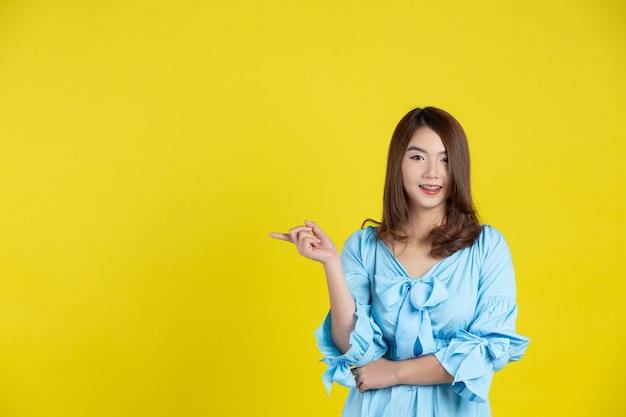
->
[423,161,439,178]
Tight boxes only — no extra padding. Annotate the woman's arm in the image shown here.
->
[321,254,355,353]
[270,220,356,353]
[351,355,453,393]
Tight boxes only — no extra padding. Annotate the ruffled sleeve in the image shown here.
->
[314,227,387,395]
[434,226,530,403]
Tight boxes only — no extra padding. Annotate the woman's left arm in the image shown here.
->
[432,227,530,402]
[351,354,452,393]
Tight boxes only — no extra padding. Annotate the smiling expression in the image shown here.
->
[401,126,450,214]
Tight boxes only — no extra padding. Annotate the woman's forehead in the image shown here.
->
[406,126,446,152]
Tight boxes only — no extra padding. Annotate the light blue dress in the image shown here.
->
[315,225,530,417]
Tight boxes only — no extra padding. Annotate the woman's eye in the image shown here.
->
[410,155,424,161]
[441,157,449,163]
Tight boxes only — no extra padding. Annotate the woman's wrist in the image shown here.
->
[392,359,406,385]
[322,254,343,275]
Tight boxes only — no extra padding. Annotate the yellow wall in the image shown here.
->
[0,0,623,415]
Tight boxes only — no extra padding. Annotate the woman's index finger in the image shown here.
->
[268,232,293,242]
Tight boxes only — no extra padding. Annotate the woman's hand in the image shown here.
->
[351,355,453,392]
[351,358,400,393]
[269,220,339,265]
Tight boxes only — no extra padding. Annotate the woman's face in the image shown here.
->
[401,126,450,215]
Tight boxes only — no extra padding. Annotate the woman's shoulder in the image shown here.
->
[474,224,512,258]
[478,224,504,241]
[342,225,379,254]
[345,225,378,245]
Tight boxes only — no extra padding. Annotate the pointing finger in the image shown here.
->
[268,233,293,242]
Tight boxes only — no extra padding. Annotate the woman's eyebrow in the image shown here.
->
[406,146,447,155]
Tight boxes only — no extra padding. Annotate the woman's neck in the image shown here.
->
[405,209,445,243]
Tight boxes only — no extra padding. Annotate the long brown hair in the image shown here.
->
[365,107,481,258]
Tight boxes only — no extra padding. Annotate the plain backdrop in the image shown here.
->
[0,0,624,416]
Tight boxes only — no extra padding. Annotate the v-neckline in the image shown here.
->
[377,239,446,280]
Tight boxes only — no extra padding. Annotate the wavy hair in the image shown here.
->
[365,107,481,258]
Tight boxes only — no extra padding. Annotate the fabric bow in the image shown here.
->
[320,357,356,395]
[439,329,512,402]
[449,330,511,382]
[375,276,449,359]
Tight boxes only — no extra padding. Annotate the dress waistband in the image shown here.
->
[383,337,451,360]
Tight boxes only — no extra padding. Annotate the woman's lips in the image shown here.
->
[419,184,442,195]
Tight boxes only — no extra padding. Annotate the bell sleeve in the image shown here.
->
[434,226,530,403]
[314,228,388,395]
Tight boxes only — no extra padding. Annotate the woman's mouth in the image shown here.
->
[419,185,442,195]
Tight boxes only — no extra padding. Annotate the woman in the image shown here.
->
[270,107,529,416]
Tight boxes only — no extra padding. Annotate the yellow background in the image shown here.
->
[0,0,624,416]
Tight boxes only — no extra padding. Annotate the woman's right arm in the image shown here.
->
[269,220,355,353]
[320,252,355,353]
